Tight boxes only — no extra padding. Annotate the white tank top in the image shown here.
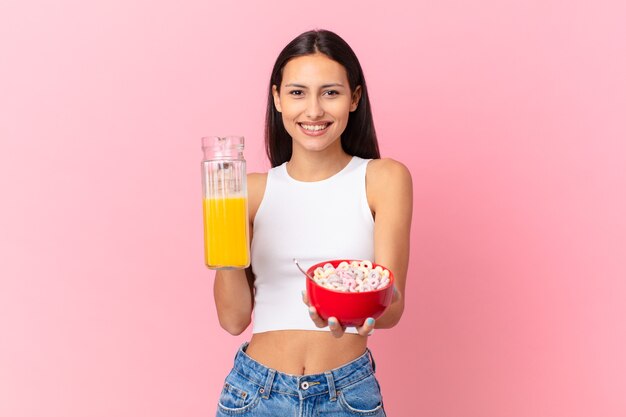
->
[251,156,375,333]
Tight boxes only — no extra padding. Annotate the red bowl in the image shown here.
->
[306,259,395,327]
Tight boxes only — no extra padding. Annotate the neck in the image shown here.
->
[286,147,353,182]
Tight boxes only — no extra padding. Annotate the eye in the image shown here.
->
[323,90,339,97]
[288,90,304,96]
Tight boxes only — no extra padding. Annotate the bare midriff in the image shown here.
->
[245,330,368,375]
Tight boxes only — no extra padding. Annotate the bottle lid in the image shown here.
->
[202,136,245,159]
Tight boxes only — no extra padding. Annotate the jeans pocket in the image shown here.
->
[217,372,261,415]
[337,374,385,416]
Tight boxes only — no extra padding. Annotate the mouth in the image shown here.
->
[298,122,332,135]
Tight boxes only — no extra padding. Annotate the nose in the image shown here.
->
[305,96,324,119]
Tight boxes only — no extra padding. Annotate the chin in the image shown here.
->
[296,140,337,153]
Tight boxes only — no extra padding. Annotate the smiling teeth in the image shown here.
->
[301,124,329,131]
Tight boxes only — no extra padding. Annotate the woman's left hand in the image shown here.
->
[301,290,376,338]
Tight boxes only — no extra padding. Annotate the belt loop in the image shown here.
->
[324,371,337,401]
[261,369,275,399]
[234,342,247,364]
[367,348,376,373]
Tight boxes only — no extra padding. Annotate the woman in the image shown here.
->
[214,29,412,416]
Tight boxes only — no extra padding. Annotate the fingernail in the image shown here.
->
[366,318,375,326]
[309,307,315,315]
[301,290,306,298]
[328,318,336,326]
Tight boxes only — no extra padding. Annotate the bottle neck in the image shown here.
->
[204,150,244,161]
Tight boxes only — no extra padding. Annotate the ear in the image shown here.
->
[350,85,362,112]
[272,85,282,113]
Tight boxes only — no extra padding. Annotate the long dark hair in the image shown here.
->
[265,29,380,167]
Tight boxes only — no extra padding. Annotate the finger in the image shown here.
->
[301,290,309,306]
[357,317,375,337]
[328,317,346,338]
[308,306,327,328]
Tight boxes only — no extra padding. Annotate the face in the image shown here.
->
[272,53,361,154]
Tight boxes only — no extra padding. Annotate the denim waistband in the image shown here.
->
[230,342,376,400]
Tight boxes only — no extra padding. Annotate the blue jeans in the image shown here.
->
[216,342,387,416]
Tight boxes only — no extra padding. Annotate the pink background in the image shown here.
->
[1,1,625,416]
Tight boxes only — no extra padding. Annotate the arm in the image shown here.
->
[212,173,267,335]
[214,267,254,335]
[367,158,413,329]
[304,158,413,335]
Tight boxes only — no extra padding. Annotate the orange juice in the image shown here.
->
[203,197,250,269]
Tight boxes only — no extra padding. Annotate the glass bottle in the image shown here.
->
[201,136,250,269]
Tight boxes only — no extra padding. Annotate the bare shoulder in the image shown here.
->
[247,172,268,222]
[366,158,413,193]
[365,158,412,215]
[248,172,268,189]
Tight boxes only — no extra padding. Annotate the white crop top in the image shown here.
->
[251,156,375,333]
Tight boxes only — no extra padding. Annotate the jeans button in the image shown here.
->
[300,381,309,390]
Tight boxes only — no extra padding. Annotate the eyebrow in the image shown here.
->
[283,83,345,89]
